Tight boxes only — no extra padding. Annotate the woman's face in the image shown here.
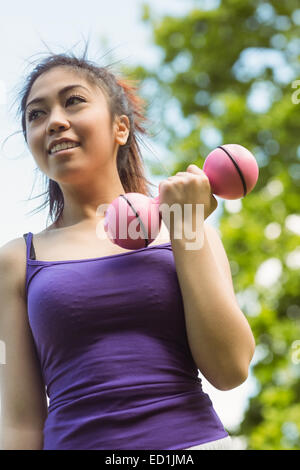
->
[24,66,129,183]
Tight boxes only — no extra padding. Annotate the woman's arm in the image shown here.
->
[171,223,256,391]
[0,238,48,449]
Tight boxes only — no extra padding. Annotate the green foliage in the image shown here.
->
[120,0,300,449]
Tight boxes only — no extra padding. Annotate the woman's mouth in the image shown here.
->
[49,144,81,156]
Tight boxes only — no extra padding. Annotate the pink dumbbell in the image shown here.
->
[104,144,259,250]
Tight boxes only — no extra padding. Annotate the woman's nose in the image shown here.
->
[48,123,68,133]
[47,111,70,134]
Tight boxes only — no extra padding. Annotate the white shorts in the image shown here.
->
[184,436,233,450]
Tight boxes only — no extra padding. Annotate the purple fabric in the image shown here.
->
[24,231,228,450]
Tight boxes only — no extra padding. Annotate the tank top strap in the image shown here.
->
[23,232,36,260]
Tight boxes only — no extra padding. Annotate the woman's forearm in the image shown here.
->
[170,225,255,391]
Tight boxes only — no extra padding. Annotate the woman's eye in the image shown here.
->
[66,95,85,105]
[28,109,42,121]
[27,95,85,122]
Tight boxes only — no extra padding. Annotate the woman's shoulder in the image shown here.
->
[0,236,29,299]
[0,235,28,264]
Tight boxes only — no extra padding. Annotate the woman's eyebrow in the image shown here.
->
[25,84,90,111]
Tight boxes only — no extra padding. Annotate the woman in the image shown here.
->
[0,50,255,450]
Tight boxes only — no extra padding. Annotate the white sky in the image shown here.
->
[0,0,257,445]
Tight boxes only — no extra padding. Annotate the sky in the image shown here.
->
[0,0,259,447]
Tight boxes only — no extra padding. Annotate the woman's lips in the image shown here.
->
[50,144,81,156]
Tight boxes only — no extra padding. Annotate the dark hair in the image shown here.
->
[15,43,155,226]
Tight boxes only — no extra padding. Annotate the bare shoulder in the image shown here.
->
[0,236,27,265]
[0,236,28,298]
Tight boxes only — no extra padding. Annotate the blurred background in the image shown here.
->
[0,0,300,450]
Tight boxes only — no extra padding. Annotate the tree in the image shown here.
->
[116,0,300,449]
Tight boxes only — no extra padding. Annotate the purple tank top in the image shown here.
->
[23,231,228,450]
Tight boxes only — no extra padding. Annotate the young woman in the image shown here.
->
[0,50,255,450]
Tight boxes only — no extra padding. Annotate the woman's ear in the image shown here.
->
[115,115,130,145]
